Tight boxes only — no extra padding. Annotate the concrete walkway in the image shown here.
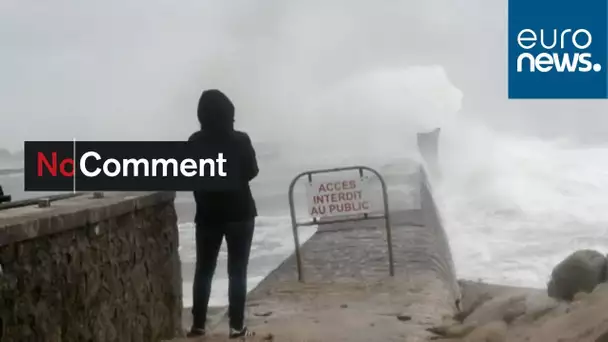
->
[170,209,461,341]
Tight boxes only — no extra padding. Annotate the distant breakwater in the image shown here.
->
[0,167,23,176]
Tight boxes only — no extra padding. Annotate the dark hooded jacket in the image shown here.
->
[188,89,258,224]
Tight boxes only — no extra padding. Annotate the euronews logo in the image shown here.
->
[515,28,602,73]
[508,0,608,99]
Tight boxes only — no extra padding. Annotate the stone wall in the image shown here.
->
[417,128,441,178]
[419,167,461,309]
[417,129,460,308]
[0,192,182,342]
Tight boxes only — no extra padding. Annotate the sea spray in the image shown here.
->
[436,123,608,288]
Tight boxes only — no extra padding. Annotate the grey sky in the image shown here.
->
[1,0,607,152]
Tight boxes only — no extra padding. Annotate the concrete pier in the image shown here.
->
[173,168,461,341]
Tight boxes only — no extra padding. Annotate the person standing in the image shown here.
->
[187,89,258,338]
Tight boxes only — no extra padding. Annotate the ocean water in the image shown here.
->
[436,125,608,289]
[2,65,608,308]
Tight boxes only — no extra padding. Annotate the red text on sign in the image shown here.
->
[309,179,371,217]
[317,180,357,193]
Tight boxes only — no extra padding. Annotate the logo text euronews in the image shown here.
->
[515,28,602,73]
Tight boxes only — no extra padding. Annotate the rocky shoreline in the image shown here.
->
[428,249,608,342]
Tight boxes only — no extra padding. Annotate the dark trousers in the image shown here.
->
[191,219,255,330]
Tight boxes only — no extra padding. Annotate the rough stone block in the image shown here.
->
[0,192,182,342]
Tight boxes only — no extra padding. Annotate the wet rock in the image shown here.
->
[590,282,608,300]
[396,314,412,321]
[513,293,608,341]
[464,293,526,326]
[465,321,507,342]
[427,322,476,338]
[573,291,590,302]
[596,330,608,342]
[606,253,608,281]
[515,293,563,323]
[547,249,607,301]
[455,292,492,322]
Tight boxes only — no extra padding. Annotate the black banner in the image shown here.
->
[24,141,242,191]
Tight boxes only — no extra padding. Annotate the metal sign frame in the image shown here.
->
[288,165,394,282]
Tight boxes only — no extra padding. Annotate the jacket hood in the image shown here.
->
[197,89,235,132]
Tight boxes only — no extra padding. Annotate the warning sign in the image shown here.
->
[306,177,373,218]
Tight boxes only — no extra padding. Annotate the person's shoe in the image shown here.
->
[186,327,206,338]
[229,326,255,339]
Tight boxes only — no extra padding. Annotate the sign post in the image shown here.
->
[288,166,393,282]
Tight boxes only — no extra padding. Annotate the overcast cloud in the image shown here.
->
[1,0,607,152]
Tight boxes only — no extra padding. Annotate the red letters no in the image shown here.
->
[37,152,74,177]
